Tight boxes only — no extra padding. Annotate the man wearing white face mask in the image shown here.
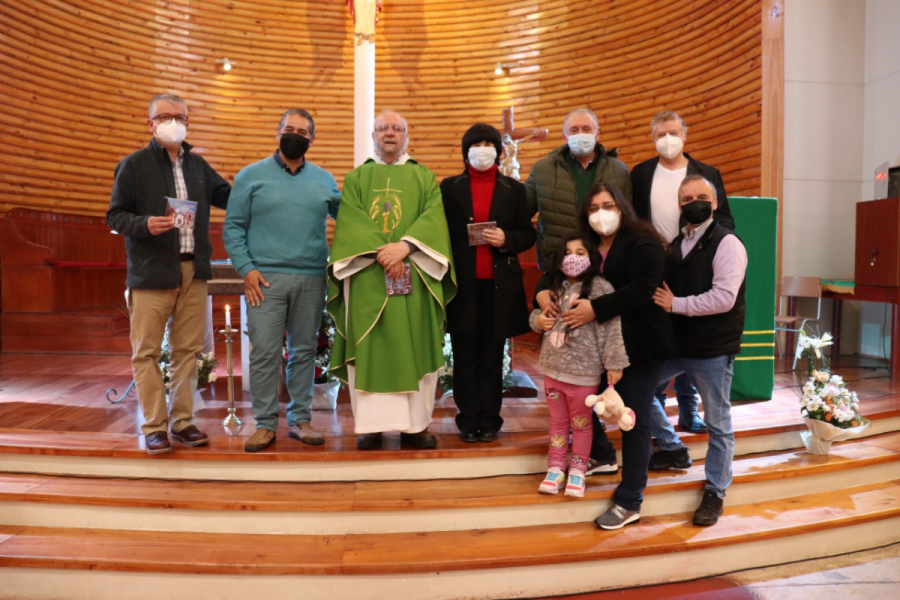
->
[525,108,632,271]
[108,93,230,455]
[631,110,734,435]
[631,111,733,242]
[440,123,536,442]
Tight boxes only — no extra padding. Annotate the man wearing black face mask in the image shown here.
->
[224,108,341,452]
[646,174,747,527]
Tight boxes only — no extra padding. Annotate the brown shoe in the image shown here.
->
[289,422,325,446]
[400,429,437,449]
[356,432,383,450]
[171,424,209,447]
[244,428,276,452]
[145,431,172,455]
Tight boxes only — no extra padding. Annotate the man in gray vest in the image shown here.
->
[644,174,746,528]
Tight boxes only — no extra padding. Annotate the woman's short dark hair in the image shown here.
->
[461,123,502,167]
[578,182,666,246]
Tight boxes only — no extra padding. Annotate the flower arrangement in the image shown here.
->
[796,331,833,376]
[159,329,218,391]
[314,310,337,384]
[438,334,515,392]
[800,370,868,430]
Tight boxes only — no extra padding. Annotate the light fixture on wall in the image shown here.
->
[216,57,236,72]
[494,62,512,76]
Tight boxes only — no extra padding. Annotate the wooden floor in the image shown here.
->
[2,348,900,598]
[1,342,898,443]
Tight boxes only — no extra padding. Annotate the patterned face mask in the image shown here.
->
[561,254,591,278]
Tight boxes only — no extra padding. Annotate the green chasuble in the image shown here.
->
[327,158,457,394]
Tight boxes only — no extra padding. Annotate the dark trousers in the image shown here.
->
[449,279,506,434]
[589,361,663,512]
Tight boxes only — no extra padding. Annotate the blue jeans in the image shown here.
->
[246,273,325,431]
[648,355,735,498]
[589,361,663,512]
[654,373,701,423]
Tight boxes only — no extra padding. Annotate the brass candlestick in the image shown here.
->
[221,324,243,427]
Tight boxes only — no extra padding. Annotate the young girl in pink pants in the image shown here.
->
[530,231,629,497]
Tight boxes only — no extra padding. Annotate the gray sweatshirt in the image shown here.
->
[529,277,630,387]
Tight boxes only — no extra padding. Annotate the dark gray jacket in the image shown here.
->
[525,143,632,271]
[107,138,230,289]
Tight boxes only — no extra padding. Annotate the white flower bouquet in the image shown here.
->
[796,331,833,376]
[799,369,869,454]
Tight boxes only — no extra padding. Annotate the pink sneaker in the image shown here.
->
[564,468,586,498]
[538,467,566,494]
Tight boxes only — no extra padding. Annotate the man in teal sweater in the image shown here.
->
[224,109,341,452]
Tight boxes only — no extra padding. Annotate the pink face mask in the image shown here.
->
[561,254,591,277]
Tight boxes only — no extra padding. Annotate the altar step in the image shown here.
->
[2,431,900,536]
[2,407,899,482]
[1,480,899,599]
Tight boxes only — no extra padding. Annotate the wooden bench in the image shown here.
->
[0,209,127,314]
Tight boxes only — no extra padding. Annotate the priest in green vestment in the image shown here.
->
[328,111,457,450]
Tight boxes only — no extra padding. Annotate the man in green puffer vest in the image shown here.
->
[525,108,632,271]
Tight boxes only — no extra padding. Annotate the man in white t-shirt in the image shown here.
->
[629,110,734,434]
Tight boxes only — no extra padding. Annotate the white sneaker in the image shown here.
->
[564,469,586,498]
[538,467,566,494]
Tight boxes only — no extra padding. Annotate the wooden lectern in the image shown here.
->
[826,198,900,378]
[856,198,900,287]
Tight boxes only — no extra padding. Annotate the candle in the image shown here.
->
[225,305,231,329]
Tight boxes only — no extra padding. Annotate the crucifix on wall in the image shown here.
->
[500,106,549,180]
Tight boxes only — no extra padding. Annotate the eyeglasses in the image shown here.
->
[587,202,618,213]
[152,114,189,125]
[374,124,406,133]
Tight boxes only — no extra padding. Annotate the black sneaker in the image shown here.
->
[585,458,618,476]
[648,447,692,471]
[693,490,724,526]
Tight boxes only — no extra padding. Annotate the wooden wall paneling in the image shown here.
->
[0,0,764,220]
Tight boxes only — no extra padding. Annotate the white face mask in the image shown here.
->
[155,120,187,146]
[468,146,497,171]
[567,133,596,157]
[588,209,620,236]
[655,133,684,160]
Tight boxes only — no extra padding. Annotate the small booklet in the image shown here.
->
[385,263,413,296]
[467,221,497,246]
[166,197,198,230]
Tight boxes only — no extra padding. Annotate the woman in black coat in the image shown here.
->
[535,182,677,528]
[440,123,536,442]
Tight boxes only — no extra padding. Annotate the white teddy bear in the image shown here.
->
[585,385,635,431]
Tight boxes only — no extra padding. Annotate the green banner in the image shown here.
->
[730,196,777,401]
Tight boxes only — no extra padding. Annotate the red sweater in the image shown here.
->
[470,163,497,279]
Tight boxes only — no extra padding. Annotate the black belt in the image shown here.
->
[179,253,195,261]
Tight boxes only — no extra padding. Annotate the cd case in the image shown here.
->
[166,197,198,230]
[385,263,413,296]
[467,221,497,246]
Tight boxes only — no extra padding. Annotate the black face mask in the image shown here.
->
[681,200,713,225]
[279,133,310,160]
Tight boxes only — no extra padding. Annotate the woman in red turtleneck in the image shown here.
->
[439,123,536,442]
